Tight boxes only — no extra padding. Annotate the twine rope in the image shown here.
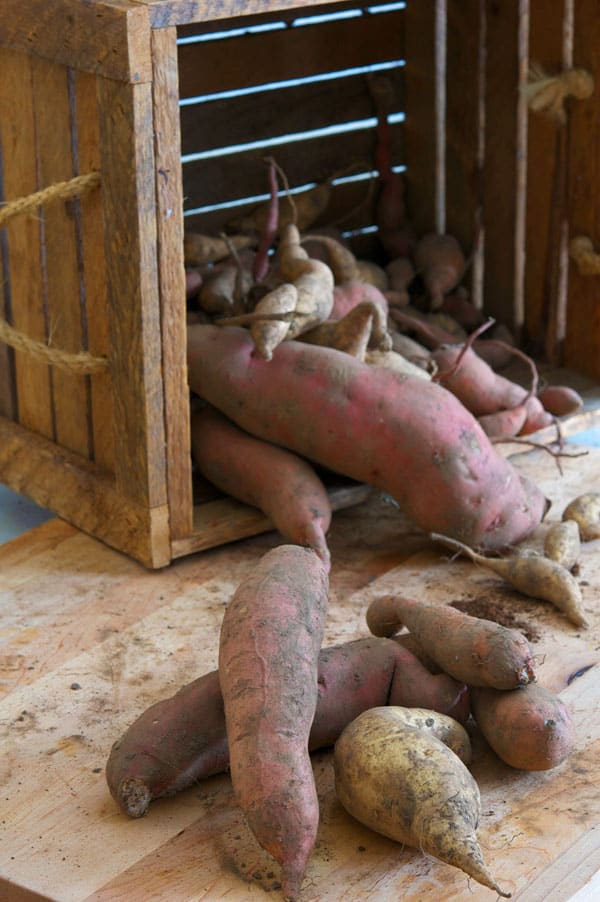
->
[569,235,600,276]
[0,170,108,374]
[522,63,594,125]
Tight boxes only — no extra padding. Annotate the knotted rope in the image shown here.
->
[569,235,600,276]
[0,171,109,374]
[522,63,594,125]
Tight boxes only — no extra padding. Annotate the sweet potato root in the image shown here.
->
[191,405,331,561]
[105,637,469,819]
[366,593,535,689]
[470,683,575,771]
[414,233,466,310]
[187,324,548,551]
[218,544,329,901]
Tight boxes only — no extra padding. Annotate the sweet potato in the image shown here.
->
[470,683,575,770]
[218,544,329,901]
[334,707,510,897]
[562,492,600,541]
[191,405,331,560]
[187,324,548,551]
[414,233,466,310]
[430,532,588,628]
[366,593,535,689]
[538,384,584,417]
[544,520,581,571]
[105,636,470,818]
[184,232,255,266]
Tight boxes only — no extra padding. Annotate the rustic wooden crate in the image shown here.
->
[1,0,599,568]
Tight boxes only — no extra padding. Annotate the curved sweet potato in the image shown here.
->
[187,324,548,551]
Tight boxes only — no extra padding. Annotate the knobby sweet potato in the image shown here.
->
[187,324,548,551]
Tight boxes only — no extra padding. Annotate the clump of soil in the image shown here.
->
[450,597,542,643]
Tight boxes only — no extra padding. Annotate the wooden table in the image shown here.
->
[1,445,599,901]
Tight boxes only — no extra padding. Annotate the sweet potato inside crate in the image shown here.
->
[0,0,599,569]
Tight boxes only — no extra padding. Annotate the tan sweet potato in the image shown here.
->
[470,683,575,771]
[414,233,466,310]
[562,492,600,541]
[544,520,581,571]
[218,544,329,901]
[105,635,470,819]
[366,593,535,689]
[187,324,548,552]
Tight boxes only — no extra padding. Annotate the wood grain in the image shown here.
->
[0,0,152,83]
[139,0,374,29]
[97,76,167,511]
[0,445,599,900]
[151,27,193,541]
[0,47,54,440]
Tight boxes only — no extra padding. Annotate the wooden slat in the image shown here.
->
[31,57,92,459]
[151,27,193,541]
[564,0,600,381]
[0,227,17,420]
[0,415,169,568]
[0,0,152,83]
[97,76,168,510]
[480,2,523,327]
[181,122,404,223]
[175,0,364,38]
[445,1,483,281]
[140,0,370,29]
[523,3,565,356]
[177,8,405,98]
[74,70,115,472]
[403,0,437,236]
[179,67,404,158]
[0,47,54,440]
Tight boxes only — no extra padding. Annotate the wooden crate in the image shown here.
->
[1,0,599,568]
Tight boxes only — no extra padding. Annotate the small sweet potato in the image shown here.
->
[544,520,581,571]
[538,384,584,417]
[414,233,466,310]
[562,492,600,541]
[470,683,575,770]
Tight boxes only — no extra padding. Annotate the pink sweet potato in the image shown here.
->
[187,324,548,551]
[218,544,329,900]
[105,637,469,818]
[414,233,466,310]
[191,405,331,561]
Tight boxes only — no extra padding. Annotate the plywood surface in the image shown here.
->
[0,446,599,901]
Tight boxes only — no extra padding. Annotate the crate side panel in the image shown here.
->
[523,4,567,358]
[0,226,17,420]
[97,77,168,508]
[403,0,436,235]
[152,27,193,541]
[565,0,600,380]
[150,0,394,30]
[0,47,54,440]
[0,0,152,83]
[31,57,93,459]
[445,1,483,279]
[74,70,115,472]
[481,1,522,327]
[177,7,405,97]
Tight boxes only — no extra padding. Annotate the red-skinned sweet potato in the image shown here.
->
[191,405,331,561]
[218,544,329,901]
[187,324,548,551]
[105,636,469,819]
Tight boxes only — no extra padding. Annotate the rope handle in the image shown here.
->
[569,235,600,276]
[0,171,108,375]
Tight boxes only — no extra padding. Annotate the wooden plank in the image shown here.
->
[73,70,115,472]
[139,0,372,29]
[151,27,193,541]
[177,7,405,98]
[403,0,436,236]
[0,445,600,899]
[97,76,168,510]
[0,221,17,420]
[0,0,152,83]
[31,57,92,459]
[0,47,54,440]
[445,1,483,287]
[564,0,600,381]
[481,1,523,327]
[523,3,565,357]
[179,67,404,159]
[181,122,404,224]
[0,415,169,568]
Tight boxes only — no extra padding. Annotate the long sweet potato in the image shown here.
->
[187,324,548,551]
[105,636,469,818]
[218,544,329,901]
[191,405,331,561]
